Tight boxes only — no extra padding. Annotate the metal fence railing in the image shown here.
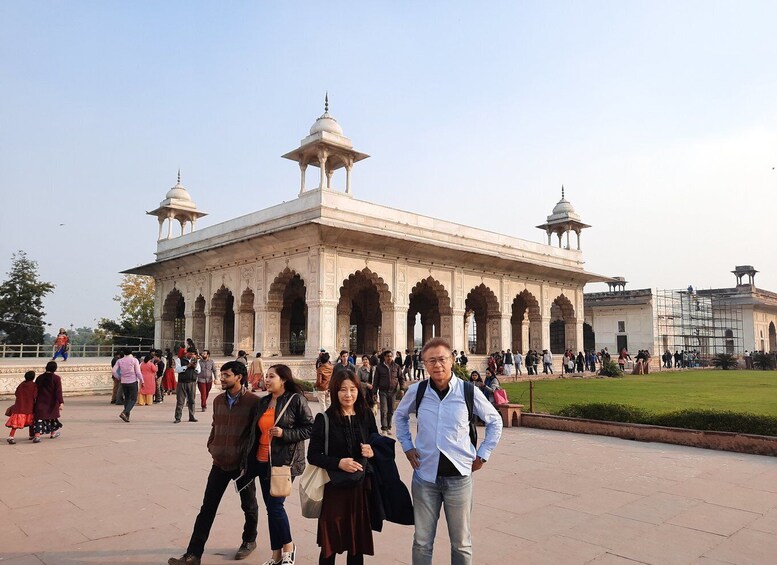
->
[0,344,135,358]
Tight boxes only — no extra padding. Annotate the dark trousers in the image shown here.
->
[255,461,293,550]
[122,382,138,417]
[187,465,258,558]
[379,390,396,430]
[175,381,197,421]
[198,381,213,409]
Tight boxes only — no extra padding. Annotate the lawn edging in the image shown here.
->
[521,413,777,456]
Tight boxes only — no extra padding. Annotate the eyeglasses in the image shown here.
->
[424,356,451,366]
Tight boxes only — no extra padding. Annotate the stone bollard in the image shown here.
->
[497,403,524,428]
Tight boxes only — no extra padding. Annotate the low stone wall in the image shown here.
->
[0,356,319,400]
[521,413,777,457]
[0,363,114,398]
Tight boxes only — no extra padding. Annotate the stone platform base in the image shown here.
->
[0,356,319,399]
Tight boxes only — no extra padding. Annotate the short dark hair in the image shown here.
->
[220,360,247,377]
[24,370,35,381]
[46,361,57,372]
[238,350,247,357]
[123,348,133,356]
[380,350,393,361]
[255,352,262,358]
[339,350,348,357]
[421,337,452,358]
[186,347,197,354]
[267,364,303,395]
[320,352,330,364]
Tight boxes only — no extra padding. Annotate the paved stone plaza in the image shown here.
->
[2,395,777,565]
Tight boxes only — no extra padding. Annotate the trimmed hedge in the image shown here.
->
[555,403,777,436]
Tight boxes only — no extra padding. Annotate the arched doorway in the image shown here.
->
[583,322,596,351]
[337,269,391,354]
[769,322,776,353]
[268,269,308,356]
[210,286,235,356]
[511,290,540,353]
[407,277,452,351]
[549,294,576,354]
[238,289,255,353]
[192,294,206,348]
[162,289,185,348]
[464,284,500,354]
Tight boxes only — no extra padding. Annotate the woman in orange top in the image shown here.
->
[246,364,313,565]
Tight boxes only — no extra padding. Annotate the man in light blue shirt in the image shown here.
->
[395,337,502,565]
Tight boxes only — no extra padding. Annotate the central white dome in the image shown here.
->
[552,197,576,216]
[165,183,193,202]
[310,112,344,136]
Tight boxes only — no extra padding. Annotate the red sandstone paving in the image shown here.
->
[2,396,777,564]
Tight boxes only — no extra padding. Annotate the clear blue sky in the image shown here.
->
[1,1,776,331]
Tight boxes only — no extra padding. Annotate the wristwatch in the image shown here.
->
[477,456,487,463]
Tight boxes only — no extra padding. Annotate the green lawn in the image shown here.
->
[502,370,777,417]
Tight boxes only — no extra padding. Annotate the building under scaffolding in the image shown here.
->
[655,288,744,358]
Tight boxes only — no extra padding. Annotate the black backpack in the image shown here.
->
[415,380,477,446]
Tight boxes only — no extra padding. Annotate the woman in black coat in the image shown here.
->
[246,364,313,565]
[308,366,378,564]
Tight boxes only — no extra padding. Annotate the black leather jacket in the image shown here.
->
[243,391,314,479]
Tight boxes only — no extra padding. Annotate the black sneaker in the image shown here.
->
[235,541,256,560]
[189,417,198,422]
[119,412,129,422]
[168,553,200,565]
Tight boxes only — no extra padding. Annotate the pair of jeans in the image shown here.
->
[121,382,138,417]
[543,362,553,374]
[175,381,197,421]
[255,461,293,551]
[187,465,258,558]
[378,389,396,430]
[411,473,473,565]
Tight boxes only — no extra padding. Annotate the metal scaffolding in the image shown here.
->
[655,288,744,359]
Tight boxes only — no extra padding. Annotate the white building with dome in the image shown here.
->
[127,100,607,371]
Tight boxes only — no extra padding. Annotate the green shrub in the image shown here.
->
[295,379,315,392]
[452,363,471,381]
[647,410,777,436]
[598,359,624,378]
[753,352,776,371]
[711,353,739,370]
[556,403,648,422]
[553,403,777,436]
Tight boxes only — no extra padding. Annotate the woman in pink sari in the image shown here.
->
[138,355,157,406]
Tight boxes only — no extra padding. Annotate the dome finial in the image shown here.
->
[177,169,181,185]
[325,92,329,113]
[561,185,565,199]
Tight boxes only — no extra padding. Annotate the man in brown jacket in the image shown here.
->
[315,352,333,410]
[374,350,405,435]
[169,361,260,565]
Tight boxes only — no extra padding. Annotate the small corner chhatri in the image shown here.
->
[281,93,369,196]
[536,185,591,250]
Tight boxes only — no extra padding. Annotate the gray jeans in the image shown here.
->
[412,473,473,565]
[379,389,396,430]
[175,381,197,421]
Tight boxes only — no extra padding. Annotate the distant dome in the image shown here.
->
[310,111,344,136]
[165,182,193,202]
[552,197,576,216]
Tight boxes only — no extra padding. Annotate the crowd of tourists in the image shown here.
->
[165,336,502,565]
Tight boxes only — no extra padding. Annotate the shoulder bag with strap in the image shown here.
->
[299,412,331,518]
[268,393,297,497]
[415,379,477,446]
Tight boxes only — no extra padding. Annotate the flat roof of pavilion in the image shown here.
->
[126,188,609,284]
